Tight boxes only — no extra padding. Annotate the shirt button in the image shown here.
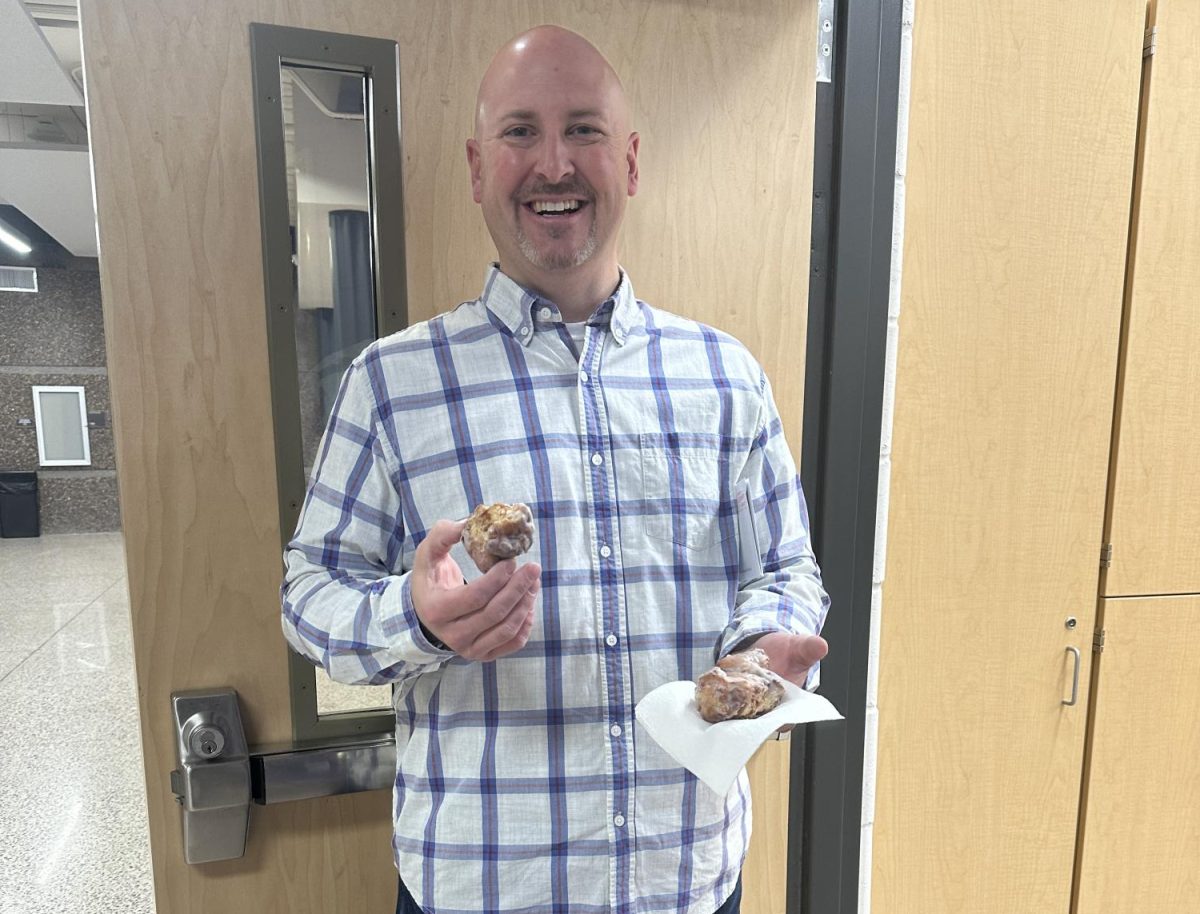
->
[605,634,618,647]
[538,307,552,320]
[591,453,603,466]
[599,545,612,558]
[519,325,531,337]
[610,725,622,737]
[614,814,626,827]
[579,370,589,383]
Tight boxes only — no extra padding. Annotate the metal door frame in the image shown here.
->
[794,1,903,912]
[249,23,409,742]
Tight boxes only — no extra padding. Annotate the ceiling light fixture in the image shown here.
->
[0,221,33,255]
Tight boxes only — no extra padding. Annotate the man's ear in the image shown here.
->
[626,132,640,197]
[466,138,483,204]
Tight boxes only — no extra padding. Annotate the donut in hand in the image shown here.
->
[461,503,535,572]
[695,648,786,723]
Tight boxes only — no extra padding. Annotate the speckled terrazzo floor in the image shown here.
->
[0,532,155,914]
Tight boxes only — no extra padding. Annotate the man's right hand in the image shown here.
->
[410,518,541,662]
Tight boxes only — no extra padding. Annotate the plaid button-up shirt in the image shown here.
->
[282,266,830,914]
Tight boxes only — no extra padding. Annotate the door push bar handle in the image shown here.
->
[169,688,397,864]
[1062,646,1081,707]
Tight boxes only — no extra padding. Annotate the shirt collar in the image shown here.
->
[480,264,638,347]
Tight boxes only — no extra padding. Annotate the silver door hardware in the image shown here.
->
[253,736,395,804]
[1100,543,1113,568]
[1062,646,1081,707]
[170,687,397,864]
[170,689,251,864]
[816,0,835,83]
[1064,616,1078,630]
[1093,629,1106,654]
[1144,26,1157,58]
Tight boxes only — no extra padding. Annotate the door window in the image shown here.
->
[251,25,409,739]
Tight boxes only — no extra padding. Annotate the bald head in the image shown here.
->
[474,26,630,140]
[466,25,640,318]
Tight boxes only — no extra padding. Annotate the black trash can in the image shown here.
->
[0,471,40,538]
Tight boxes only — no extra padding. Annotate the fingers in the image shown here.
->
[459,558,529,610]
[793,634,829,669]
[419,552,531,625]
[418,518,468,565]
[438,562,541,660]
[475,586,539,662]
[747,631,829,687]
[422,556,516,625]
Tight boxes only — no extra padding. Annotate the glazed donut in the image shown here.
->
[461,502,535,572]
[695,648,786,723]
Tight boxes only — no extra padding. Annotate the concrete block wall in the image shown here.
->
[859,0,913,910]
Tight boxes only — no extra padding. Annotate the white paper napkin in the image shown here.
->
[635,679,844,796]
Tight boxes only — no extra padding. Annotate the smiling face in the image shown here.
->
[467,28,639,308]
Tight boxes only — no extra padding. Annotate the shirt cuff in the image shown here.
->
[716,626,774,662]
[803,663,821,692]
[397,575,454,659]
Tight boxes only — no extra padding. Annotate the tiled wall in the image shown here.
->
[0,263,121,533]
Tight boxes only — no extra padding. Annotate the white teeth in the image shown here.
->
[531,200,581,214]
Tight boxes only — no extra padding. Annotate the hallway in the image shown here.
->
[0,533,154,913]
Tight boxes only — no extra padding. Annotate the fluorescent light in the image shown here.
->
[0,221,32,254]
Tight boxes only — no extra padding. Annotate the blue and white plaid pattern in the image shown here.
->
[282,266,829,914]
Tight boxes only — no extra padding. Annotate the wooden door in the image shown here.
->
[871,3,1145,913]
[80,2,816,912]
[1103,0,1200,599]
[1075,595,1200,912]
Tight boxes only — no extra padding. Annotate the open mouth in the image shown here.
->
[525,199,586,217]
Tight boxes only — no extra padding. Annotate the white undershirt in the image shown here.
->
[565,320,587,352]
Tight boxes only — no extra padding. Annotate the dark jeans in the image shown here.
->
[396,875,742,914]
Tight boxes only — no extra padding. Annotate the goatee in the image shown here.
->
[517,222,598,271]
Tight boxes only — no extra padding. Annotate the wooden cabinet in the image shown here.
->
[1075,596,1200,913]
[875,1,1200,912]
[1076,6,1200,913]
[1104,0,1200,598]
[873,3,1145,912]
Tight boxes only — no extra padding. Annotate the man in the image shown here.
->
[282,25,829,914]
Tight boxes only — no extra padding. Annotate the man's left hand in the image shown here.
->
[742,631,828,689]
[741,632,828,739]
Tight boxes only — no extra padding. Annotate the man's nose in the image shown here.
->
[534,134,574,183]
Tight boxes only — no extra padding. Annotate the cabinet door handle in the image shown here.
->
[1062,646,1081,706]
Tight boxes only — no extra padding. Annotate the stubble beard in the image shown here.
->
[516,219,598,272]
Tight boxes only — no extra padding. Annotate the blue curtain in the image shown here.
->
[316,209,375,417]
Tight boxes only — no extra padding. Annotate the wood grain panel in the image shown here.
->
[743,741,794,913]
[872,3,1144,913]
[80,1,815,912]
[1076,595,1200,912]
[1104,0,1200,597]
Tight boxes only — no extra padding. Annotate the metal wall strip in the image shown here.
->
[793,1,903,911]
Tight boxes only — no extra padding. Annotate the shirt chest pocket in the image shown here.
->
[638,434,735,550]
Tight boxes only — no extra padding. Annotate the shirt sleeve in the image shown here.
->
[280,354,452,687]
[715,370,831,691]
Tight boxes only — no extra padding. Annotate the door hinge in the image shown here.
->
[1100,543,1113,568]
[816,0,835,83]
[1093,629,1106,654]
[1144,26,1157,58]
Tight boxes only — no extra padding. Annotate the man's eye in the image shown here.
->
[504,126,534,138]
[571,125,600,136]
